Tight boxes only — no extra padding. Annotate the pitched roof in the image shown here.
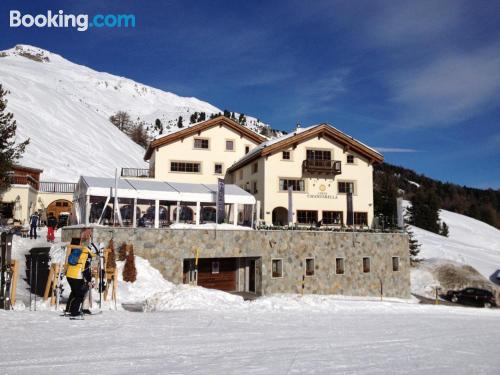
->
[144,116,267,160]
[227,123,384,172]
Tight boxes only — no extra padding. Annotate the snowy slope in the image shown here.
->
[412,208,500,282]
[0,45,270,181]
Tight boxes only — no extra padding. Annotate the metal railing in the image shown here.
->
[121,168,153,178]
[39,181,76,193]
[302,159,342,175]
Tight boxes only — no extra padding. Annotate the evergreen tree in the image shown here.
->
[190,112,198,124]
[223,109,231,118]
[122,244,137,283]
[373,172,399,228]
[199,112,206,121]
[440,222,449,237]
[404,210,421,265]
[410,189,440,233]
[177,116,184,128]
[0,85,30,194]
[154,118,163,134]
[238,113,247,125]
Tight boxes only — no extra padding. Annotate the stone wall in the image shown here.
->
[62,228,411,298]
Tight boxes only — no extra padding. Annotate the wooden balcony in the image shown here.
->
[121,168,154,178]
[302,159,342,175]
[39,181,76,193]
[9,175,39,190]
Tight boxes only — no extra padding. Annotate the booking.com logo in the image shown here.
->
[9,10,136,32]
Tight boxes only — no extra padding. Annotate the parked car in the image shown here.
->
[446,287,497,308]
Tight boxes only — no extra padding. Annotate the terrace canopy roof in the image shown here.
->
[76,176,255,205]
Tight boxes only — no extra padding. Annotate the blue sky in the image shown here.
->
[1,0,499,188]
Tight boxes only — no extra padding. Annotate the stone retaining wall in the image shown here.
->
[62,228,411,298]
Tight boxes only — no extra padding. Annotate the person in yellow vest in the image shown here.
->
[65,245,95,317]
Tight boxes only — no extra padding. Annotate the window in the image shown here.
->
[272,259,283,278]
[354,212,368,226]
[306,149,331,160]
[363,257,370,273]
[245,145,250,154]
[253,181,258,194]
[214,163,223,174]
[338,181,355,194]
[297,210,318,224]
[336,258,345,275]
[322,211,343,225]
[212,261,220,274]
[279,179,305,191]
[252,163,258,174]
[392,257,400,272]
[305,258,315,276]
[225,140,234,151]
[282,151,290,160]
[346,154,355,164]
[194,138,209,149]
[170,162,201,173]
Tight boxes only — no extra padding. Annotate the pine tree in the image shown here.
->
[404,210,421,265]
[177,116,184,128]
[238,113,246,125]
[118,242,127,261]
[190,112,198,124]
[106,239,117,270]
[373,172,399,228]
[0,85,30,194]
[122,244,137,283]
[199,112,206,121]
[440,222,449,237]
[223,109,231,118]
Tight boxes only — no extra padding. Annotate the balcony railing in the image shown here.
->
[302,159,342,175]
[121,168,153,178]
[10,175,39,190]
[39,181,76,193]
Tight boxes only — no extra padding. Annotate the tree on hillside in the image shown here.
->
[0,85,30,194]
[409,189,440,234]
[199,112,206,121]
[404,210,421,265]
[128,122,150,149]
[223,109,231,118]
[177,116,184,128]
[374,172,399,228]
[190,112,198,124]
[440,222,449,237]
[109,111,132,132]
[154,118,163,135]
[238,113,247,125]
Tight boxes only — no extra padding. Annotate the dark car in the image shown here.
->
[446,287,497,308]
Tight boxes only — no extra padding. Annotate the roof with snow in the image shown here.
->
[75,176,255,205]
[228,123,384,172]
[144,116,267,160]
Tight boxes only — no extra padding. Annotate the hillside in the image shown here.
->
[411,207,500,297]
[374,162,500,229]
[0,45,273,181]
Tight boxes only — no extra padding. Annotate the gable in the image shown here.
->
[144,116,266,160]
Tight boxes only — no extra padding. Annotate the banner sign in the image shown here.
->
[347,192,353,226]
[287,185,293,225]
[216,178,225,224]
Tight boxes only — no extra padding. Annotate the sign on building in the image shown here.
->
[216,178,225,224]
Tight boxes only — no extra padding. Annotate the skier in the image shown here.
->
[65,245,95,317]
[29,212,39,239]
[46,213,57,243]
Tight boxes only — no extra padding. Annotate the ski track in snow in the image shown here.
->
[1,306,499,374]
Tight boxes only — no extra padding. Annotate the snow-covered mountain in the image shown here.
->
[0,45,271,181]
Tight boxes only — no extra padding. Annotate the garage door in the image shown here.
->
[197,258,237,292]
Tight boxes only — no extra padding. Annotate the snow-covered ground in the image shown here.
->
[1,301,500,374]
